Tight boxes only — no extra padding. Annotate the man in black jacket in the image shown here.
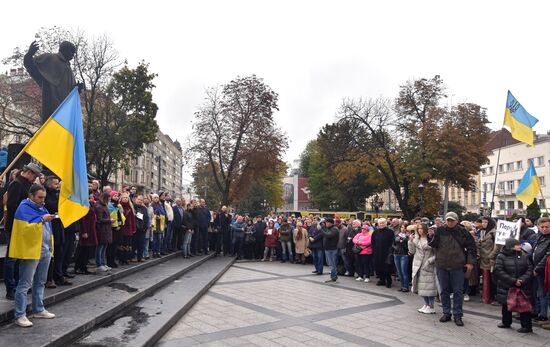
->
[533,217,550,323]
[428,212,477,327]
[253,216,266,260]
[4,163,41,300]
[172,198,185,251]
[44,176,71,286]
[322,218,340,283]
[216,206,231,256]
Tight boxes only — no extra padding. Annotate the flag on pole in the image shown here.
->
[516,161,541,206]
[24,87,89,227]
[504,91,539,146]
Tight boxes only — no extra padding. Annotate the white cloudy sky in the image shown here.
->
[2,0,549,180]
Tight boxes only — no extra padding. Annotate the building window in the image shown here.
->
[540,176,546,186]
[539,199,546,208]
[481,168,487,175]
[507,181,515,191]
[498,164,504,173]
[528,158,534,166]
[507,201,514,210]
[518,201,524,209]
[516,161,522,170]
[498,182,505,190]
[538,156,545,166]
[488,167,494,175]
[506,163,513,172]
[499,201,505,210]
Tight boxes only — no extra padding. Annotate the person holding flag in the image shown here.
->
[10,184,57,327]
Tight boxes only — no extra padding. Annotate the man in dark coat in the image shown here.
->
[197,199,212,255]
[44,176,71,286]
[4,163,41,299]
[172,198,185,251]
[428,212,477,327]
[216,206,231,256]
[253,216,267,260]
[533,217,550,324]
[322,218,340,283]
[372,218,394,288]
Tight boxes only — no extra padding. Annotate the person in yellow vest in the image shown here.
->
[10,184,56,328]
[151,193,166,258]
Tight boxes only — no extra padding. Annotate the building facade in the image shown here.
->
[480,130,550,217]
[114,130,184,197]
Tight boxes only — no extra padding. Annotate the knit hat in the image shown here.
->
[109,191,119,199]
[504,238,521,250]
[362,225,370,232]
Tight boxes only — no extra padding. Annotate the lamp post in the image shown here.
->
[370,194,384,218]
[418,183,425,214]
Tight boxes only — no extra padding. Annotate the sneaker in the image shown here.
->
[364,278,370,283]
[344,271,350,276]
[463,294,470,302]
[356,277,364,281]
[15,316,33,328]
[97,266,108,272]
[418,305,428,313]
[105,266,112,271]
[423,306,436,314]
[31,310,55,319]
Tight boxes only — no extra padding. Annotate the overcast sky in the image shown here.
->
[2,1,549,181]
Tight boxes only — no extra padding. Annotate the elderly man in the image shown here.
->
[322,218,340,283]
[428,212,477,327]
[10,184,56,327]
[4,163,42,300]
[372,218,394,288]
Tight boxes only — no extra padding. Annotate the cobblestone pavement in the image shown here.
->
[158,261,550,347]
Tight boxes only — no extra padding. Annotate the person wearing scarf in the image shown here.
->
[107,191,126,268]
[151,193,166,258]
[10,184,56,328]
[120,192,136,265]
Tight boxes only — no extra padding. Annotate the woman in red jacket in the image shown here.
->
[75,192,98,274]
[120,192,136,265]
[262,220,279,261]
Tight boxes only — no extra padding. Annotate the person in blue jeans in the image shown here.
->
[151,194,166,258]
[321,218,340,283]
[428,212,477,327]
[10,184,56,327]
[393,225,411,292]
[308,218,324,275]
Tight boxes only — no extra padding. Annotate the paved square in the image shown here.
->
[159,261,550,347]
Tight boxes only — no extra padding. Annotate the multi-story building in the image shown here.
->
[480,129,550,217]
[115,129,184,197]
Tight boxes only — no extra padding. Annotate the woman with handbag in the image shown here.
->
[495,238,533,333]
[409,223,437,314]
[353,225,373,282]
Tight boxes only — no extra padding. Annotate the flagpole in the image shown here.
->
[489,124,506,217]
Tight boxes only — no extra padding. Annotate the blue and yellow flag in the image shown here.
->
[516,161,541,206]
[9,199,53,260]
[24,88,89,227]
[504,91,539,146]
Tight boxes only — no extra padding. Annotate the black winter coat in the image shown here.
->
[5,175,32,234]
[322,226,339,250]
[533,233,550,275]
[393,233,409,255]
[495,248,533,305]
[372,227,394,272]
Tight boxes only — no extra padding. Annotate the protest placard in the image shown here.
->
[495,219,521,245]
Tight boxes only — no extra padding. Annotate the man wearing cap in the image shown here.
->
[3,163,41,300]
[321,218,340,283]
[428,212,477,326]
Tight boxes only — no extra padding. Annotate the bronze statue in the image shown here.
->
[23,40,82,124]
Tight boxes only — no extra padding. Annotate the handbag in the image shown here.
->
[507,287,532,313]
[304,247,312,257]
[352,243,362,254]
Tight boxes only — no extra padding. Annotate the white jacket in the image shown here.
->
[164,201,174,222]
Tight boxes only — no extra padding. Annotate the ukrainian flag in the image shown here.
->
[23,88,89,227]
[9,199,53,260]
[516,161,541,206]
[504,91,539,146]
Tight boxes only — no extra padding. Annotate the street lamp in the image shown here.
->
[418,183,425,213]
[370,194,384,218]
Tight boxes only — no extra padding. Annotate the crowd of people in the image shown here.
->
[1,163,550,333]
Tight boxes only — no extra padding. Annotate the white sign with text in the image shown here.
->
[495,219,521,245]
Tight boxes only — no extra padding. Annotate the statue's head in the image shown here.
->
[59,41,76,61]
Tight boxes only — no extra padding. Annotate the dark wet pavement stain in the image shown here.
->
[122,306,150,338]
[107,283,138,293]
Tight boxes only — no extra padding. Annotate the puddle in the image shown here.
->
[107,283,138,293]
[122,306,151,337]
